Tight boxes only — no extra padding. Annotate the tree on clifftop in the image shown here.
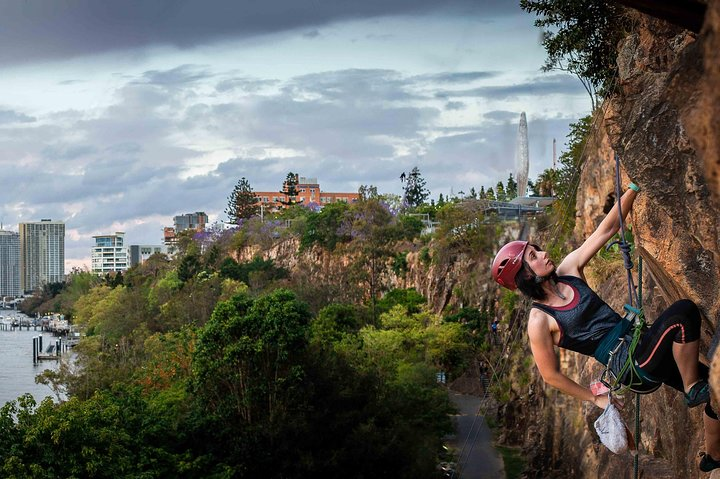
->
[402,166,430,209]
[226,177,259,224]
[520,0,629,108]
[279,172,304,207]
[506,174,518,199]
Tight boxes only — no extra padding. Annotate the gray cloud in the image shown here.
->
[137,65,215,86]
[0,109,36,124]
[41,144,98,161]
[0,0,520,65]
[445,101,466,110]
[215,77,280,93]
[284,69,425,102]
[484,110,519,122]
[435,73,586,100]
[57,79,85,85]
[413,71,498,84]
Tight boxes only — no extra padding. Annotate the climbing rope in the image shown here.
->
[608,153,640,307]
[609,152,642,479]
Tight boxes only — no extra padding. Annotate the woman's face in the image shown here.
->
[523,244,554,277]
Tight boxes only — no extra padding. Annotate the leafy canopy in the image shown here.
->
[520,0,629,107]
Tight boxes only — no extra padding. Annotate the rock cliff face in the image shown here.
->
[519,6,720,478]
[687,0,720,201]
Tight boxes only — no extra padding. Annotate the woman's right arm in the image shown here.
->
[558,187,638,278]
[527,309,610,408]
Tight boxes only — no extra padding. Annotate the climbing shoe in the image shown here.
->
[685,380,710,408]
[700,452,720,472]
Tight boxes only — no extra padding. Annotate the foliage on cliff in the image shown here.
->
[6,197,502,478]
[520,0,630,107]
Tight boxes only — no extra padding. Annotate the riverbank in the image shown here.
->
[0,313,65,405]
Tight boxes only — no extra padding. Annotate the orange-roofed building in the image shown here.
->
[254,175,359,210]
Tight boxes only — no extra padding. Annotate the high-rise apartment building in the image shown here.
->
[19,220,65,293]
[91,232,128,275]
[0,231,20,297]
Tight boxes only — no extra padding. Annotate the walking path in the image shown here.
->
[447,391,505,479]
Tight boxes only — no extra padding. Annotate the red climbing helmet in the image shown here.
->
[491,241,529,290]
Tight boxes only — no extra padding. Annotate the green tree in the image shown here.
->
[358,184,379,201]
[226,177,260,224]
[495,181,506,202]
[192,289,311,424]
[485,186,496,201]
[376,288,426,316]
[0,390,194,478]
[300,201,350,251]
[279,172,304,206]
[506,173,518,199]
[218,256,288,290]
[520,0,629,108]
[535,168,557,196]
[402,166,430,209]
[311,303,367,343]
[177,249,201,284]
[342,199,400,321]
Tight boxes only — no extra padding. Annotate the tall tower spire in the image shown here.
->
[515,112,529,197]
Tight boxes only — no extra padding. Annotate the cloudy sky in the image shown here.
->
[0,0,591,271]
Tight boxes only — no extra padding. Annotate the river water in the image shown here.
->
[0,313,64,406]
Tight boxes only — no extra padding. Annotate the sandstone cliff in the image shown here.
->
[515,5,720,478]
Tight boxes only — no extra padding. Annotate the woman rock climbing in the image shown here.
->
[491,182,720,472]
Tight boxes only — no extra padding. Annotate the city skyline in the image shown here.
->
[0,1,591,271]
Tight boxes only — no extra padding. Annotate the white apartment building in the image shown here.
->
[19,220,65,293]
[91,232,128,275]
[0,230,20,297]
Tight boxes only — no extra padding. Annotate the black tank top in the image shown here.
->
[531,275,622,356]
